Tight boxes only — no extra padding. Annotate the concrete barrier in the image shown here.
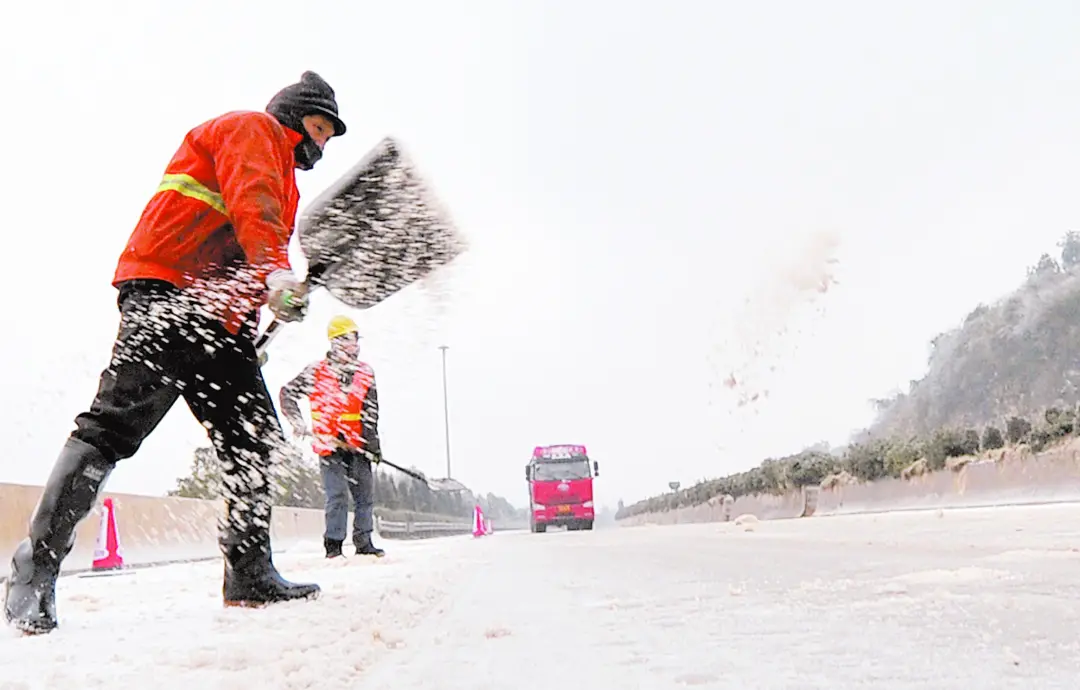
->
[616,439,1080,526]
[0,482,476,579]
[0,482,327,579]
[617,486,818,527]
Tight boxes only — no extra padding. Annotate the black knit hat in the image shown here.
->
[266,71,346,137]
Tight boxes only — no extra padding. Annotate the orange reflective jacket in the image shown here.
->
[113,110,303,335]
[310,359,376,456]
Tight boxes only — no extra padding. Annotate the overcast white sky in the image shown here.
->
[3,0,1080,509]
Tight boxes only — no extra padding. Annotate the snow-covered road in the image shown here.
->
[4,504,1080,689]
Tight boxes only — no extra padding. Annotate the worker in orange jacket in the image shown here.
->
[4,71,346,636]
[279,315,386,559]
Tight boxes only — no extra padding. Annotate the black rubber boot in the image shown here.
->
[353,532,385,558]
[324,538,344,559]
[220,498,320,607]
[4,438,114,635]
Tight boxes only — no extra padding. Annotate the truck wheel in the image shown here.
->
[582,520,594,531]
[536,523,547,533]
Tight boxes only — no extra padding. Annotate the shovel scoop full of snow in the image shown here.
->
[296,135,469,310]
[255,136,469,360]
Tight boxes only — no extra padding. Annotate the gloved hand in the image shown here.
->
[266,269,308,322]
[363,438,382,464]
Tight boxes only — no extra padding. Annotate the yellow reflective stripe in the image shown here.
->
[310,412,361,421]
[157,173,227,215]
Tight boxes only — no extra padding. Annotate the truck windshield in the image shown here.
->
[533,460,592,481]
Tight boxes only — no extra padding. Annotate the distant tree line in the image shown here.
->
[869,230,1080,438]
[617,230,1080,521]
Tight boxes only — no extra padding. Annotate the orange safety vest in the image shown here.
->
[310,359,376,457]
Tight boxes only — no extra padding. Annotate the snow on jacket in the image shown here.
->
[279,356,382,457]
[112,110,303,335]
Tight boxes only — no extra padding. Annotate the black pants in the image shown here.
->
[71,279,284,545]
[319,448,374,543]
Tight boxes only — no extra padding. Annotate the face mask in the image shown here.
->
[294,135,323,171]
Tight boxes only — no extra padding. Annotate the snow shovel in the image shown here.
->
[254,135,469,361]
[284,436,467,493]
[379,457,469,493]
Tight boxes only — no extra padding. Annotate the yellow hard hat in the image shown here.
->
[327,315,359,341]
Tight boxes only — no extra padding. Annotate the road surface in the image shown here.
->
[2,503,1080,689]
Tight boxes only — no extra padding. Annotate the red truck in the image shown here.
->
[526,444,599,533]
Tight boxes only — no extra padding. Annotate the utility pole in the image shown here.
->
[439,345,452,478]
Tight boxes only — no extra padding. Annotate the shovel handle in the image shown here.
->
[254,320,287,358]
[253,259,342,361]
[379,457,426,482]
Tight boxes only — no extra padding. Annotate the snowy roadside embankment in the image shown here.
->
[618,440,1080,527]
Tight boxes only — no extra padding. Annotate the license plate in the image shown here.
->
[557,505,572,514]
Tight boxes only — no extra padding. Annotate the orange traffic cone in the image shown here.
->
[472,504,486,538]
[91,497,124,571]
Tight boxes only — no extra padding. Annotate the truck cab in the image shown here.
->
[526,444,599,533]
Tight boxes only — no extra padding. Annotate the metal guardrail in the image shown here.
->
[374,516,531,539]
[375,516,473,539]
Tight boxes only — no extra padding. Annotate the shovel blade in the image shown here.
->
[296,136,469,310]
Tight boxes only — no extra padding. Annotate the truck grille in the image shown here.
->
[544,497,581,506]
